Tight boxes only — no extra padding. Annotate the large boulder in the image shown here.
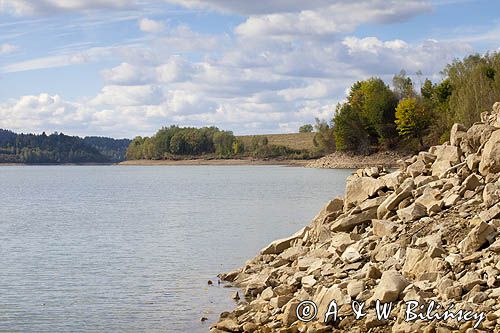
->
[459,221,497,253]
[344,175,385,209]
[377,178,415,218]
[330,207,378,232]
[397,202,427,222]
[430,145,461,165]
[479,129,500,175]
[464,123,496,153]
[369,270,408,303]
[450,123,467,147]
[261,226,308,255]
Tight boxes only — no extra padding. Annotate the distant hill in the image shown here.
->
[0,129,130,164]
[237,132,316,151]
[83,136,131,162]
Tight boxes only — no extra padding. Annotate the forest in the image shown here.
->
[125,126,315,160]
[313,52,500,154]
[0,130,130,163]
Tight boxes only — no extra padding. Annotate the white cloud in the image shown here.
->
[0,43,18,54]
[139,18,165,33]
[235,1,432,38]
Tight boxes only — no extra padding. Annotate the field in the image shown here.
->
[237,132,315,151]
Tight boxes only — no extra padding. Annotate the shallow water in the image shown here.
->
[0,165,352,332]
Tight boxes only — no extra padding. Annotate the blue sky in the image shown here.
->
[0,0,499,138]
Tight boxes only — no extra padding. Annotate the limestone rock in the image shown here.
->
[479,202,500,222]
[344,175,385,209]
[459,221,497,253]
[407,160,426,177]
[261,227,308,255]
[465,123,496,153]
[330,207,377,232]
[483,183,500,208]
[397,202,427,222]
[479,129,500,175]
[216,318,240,332]
[370,270,408,303]
[377,178,415,218]
[430,145,461,165]
[372,219,397,237]
[281,300,299,326]
[450,123,467,147]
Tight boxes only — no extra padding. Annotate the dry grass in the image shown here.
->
[237,133,315,151]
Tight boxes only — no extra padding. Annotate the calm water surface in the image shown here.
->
[0,165,352,332]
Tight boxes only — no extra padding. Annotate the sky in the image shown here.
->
[0,0,499,138]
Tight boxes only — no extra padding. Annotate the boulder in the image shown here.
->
[450,123,467,147]
[479,129,500,175]
[430,145,461,164]
[381,170,406,190]
[313,285,351,319]
[269,295,293,309]
[479,202,500,222]
[463,173,481,191]
[397,202,427,222]
[372,219,397,237]
[415,188,442,214]
[369,270,408,303]
[261,227,308,255]
[377,178,415,218]
[483,183,500,208]
[431,160,452,176]
[465,123,496,153]
[341,243,363,263]
[327,232,355,254]
[459,221,497,253]
[407,160,427,177]
[344,175,385,209]
[347,280,365,298]
[216,318,240,332]
[330,207,377,232]
[281,300,299,326]
[417,151,437,164]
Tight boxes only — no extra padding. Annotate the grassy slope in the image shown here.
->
[237,133,315,151]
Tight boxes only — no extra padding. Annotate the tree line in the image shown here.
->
[312,52,500,154]
[0,129,130,163]
[125,125,316,160]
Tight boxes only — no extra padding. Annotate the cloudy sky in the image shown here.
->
[0,0,499,138]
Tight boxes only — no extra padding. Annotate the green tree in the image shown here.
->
[312,118,336,153]
[348,78,398,145]
[395,98,431,147]
[299,124,313,133]
[213,131,235,157]
[332,103,370,153]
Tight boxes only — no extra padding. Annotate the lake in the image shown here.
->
[0,165,352,332]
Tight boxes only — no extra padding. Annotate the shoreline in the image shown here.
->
[117,159,312,167]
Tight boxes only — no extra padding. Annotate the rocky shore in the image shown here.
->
[212,102,500,333]
[306,152,408,169]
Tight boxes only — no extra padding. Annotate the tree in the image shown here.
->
[299,124,313,133]
[393,69,415,99]
[348,78,398,145]
[332,103,370,153]
[213,131,235,157]
[313,118,336,153]
[395,98,431,147]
